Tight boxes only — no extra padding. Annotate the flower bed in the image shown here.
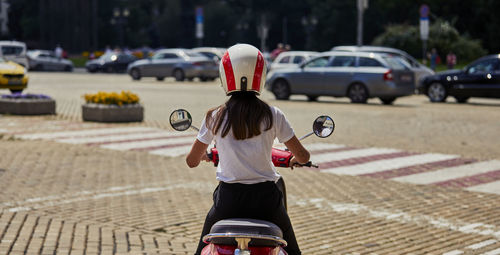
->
[0,93,56,115]
[82,91,143,122]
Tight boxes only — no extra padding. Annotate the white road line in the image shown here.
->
[322,153,459,175]
[443,250,463,255]
[101,137,194,151]
[16,126,158,140]
[466,180,500,195]
[481,248,500,255]
[56,131,189,144]
[392,160,500,184]
[301,143,346,151]
[149,145,193,157]
[293,196,500,241]
[312,148,400,164]
[467,239,497,250]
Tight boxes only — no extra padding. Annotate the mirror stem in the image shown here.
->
[190,126,200,132]
[298,132,313,141]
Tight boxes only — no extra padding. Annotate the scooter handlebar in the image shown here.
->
[207,147,317,168]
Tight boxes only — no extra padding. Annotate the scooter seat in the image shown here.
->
[203,218,287,247]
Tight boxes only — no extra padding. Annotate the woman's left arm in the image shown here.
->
[186,139,210,168]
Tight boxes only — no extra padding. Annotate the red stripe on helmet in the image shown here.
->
[222,51,236,92]
[252,51,265,92]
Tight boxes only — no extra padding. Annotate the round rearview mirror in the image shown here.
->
[169,109,192,131]
[312,115,334,138]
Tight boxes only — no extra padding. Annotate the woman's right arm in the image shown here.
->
[284,135,310,164]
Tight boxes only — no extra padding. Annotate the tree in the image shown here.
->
[372,20,486,62]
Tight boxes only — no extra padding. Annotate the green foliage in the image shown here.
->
[372,20,486,62]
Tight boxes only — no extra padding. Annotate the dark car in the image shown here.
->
[419,54,500,103]
[85,52,137,73]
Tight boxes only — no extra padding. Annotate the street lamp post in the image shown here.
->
[357,0,368,46]
[111,7,130,48]
[302,16,318,50]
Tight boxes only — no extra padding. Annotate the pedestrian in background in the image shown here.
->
[446,51,457,69]
[270,43,284,61]
[55,44,63,59]
[429,48,439,71]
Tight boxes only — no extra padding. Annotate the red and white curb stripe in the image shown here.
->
[7,126,500,195]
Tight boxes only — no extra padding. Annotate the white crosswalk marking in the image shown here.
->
[466,180,500,195]
[9,124,500,196]
[101,136,194,151]
[467,239,497,250]
[392,160,500,184]
[149,145,193,157]
[481,248,500,255]
[442,250,463,255]
[312,148,400,164]
[56,131,189,144]
[322,153,459,175]
[16,126,157,140]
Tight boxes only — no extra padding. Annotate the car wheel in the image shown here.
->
[272,79,291,100]
[106,66,114,73]
[454,96,469,103]
[380,97,396,105]
[64,65,73,72]
[200,77,209,82]
[156,77,165,81]
[130,68,141,80]
[347,83,368,103]
[307,95,318,101]
[427,82,447,102]
[173,69,185,81]
[9,89,23,93]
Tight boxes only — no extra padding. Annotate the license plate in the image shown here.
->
[400,75,412,82]
[8,79,22,85]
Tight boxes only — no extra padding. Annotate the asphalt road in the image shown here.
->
[19,71,500,160]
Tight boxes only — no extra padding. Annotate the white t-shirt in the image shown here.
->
[197,106,294,184]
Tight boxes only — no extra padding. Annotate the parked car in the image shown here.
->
[269,51,318,70]
[266,51,415,104]
[127,48,218,81]
[0,58,28,93]
[0,41,29,69]
[27,50,73,71]
[331,45,434,87]
[85,52,137,73]
[419,54,500,103]
[192,47,226,63]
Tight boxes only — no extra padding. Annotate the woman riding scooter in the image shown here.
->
[185,44,310,255]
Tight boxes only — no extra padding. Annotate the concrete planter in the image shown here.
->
[82,103,144,123]
[0,98,56,115]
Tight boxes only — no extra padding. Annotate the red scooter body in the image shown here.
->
[208,147,293,168]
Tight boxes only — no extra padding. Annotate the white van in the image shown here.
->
[0,41,29,69]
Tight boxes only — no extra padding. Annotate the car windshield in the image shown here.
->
[382,56,408,70]
[1,46,24,56]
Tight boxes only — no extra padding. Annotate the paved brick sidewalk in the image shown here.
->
[1,117,500,254]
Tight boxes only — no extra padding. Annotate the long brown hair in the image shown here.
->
[206,92,273,140]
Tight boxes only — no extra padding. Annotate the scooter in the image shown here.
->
[169,109,335,255]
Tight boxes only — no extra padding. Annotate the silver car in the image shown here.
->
[270,51,318,70]
[127,48,218,82]
[332,45,434,86]
[266,51,415,104]
[27,50,73,71]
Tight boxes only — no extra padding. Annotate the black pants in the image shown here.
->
[194,181,301,255]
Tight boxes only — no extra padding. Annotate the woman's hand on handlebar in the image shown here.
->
[201,153,211,162]
[289,156,302,170]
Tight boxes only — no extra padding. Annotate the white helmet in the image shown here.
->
[219,44,267,96]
